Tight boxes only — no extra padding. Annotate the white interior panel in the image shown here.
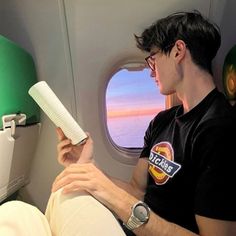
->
[0,124,40,202]
[0,0,75,210]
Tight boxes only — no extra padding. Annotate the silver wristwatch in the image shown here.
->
[124,201,150,231]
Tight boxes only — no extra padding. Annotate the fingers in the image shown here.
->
[52,164,93,193]
[57,139,71,153]
[77,133,92,148]
[56,128,93,166]
[56,127,66,141]
[85,136,93,147]
[61,181,82,194]
[57,138,72,162]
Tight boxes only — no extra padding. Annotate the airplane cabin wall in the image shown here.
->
[0,0,235,211]
[0,0,75,210]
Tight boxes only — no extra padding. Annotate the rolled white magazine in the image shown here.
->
[28,81,87,145]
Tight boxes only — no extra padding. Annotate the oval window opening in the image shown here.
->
[106,68,165,149]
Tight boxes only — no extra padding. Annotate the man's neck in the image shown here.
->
[176,67,216,113]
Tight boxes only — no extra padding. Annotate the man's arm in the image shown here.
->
[111,158,149,200]
[133,213,236,236]
[56,126,148,200]
[107,186,236,236]
[195,215,236,236]
[52,161,236,236]
[53,129,236,235]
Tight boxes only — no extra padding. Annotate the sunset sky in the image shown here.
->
[106,68,165,118]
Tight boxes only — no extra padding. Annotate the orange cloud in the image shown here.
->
[107,108,162,118]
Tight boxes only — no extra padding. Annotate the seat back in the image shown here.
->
[0,35,40,129]
[0,35,40,202]
[222,44,236,104]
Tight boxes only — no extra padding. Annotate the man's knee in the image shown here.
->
[0,200,51,236]
[45,189,126,236]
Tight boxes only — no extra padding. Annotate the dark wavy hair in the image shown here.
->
[135,10,221,74]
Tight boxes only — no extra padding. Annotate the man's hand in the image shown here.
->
[51,162,123,208]
[56,127,94,167]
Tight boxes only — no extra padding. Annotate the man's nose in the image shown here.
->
[150,69,156,78]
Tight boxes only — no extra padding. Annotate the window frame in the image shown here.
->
[104,62,167,157]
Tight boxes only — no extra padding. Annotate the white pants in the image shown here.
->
[0,190,126,236]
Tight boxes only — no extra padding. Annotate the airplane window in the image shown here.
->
[106,68,165,149]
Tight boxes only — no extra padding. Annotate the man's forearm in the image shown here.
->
[108,187,199,236]
[111,176,145,200]
[134,212,199,236]
[108,158,148,200]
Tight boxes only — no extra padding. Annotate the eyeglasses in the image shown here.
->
[145,51,159,71]
[145,44,175,71]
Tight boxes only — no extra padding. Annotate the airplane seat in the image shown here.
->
[0,35,40,203]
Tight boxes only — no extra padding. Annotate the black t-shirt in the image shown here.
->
[140,89,236,233]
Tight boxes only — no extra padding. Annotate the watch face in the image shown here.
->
[133,204,149,222]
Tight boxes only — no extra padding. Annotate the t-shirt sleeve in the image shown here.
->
[192,119,236,220]
[139,109,172,159]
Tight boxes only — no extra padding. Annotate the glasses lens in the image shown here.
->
[149,60,155,71]
[145,51,158,71]
[145,56,155,71]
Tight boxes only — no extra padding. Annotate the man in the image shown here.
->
[52,10,236,235]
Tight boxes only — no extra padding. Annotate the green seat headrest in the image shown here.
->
[0,35,40,129]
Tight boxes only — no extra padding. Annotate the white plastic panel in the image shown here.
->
[0,0,76,210]
[0,124,40,202]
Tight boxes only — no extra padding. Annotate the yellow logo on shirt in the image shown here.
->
[148,142,181,185]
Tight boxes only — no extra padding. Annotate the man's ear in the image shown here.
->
[173,40,187,62]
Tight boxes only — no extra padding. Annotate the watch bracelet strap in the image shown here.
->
[124,215,144,230]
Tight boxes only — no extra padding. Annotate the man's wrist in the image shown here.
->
[77,157,94,164]
[124,201,150,231]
